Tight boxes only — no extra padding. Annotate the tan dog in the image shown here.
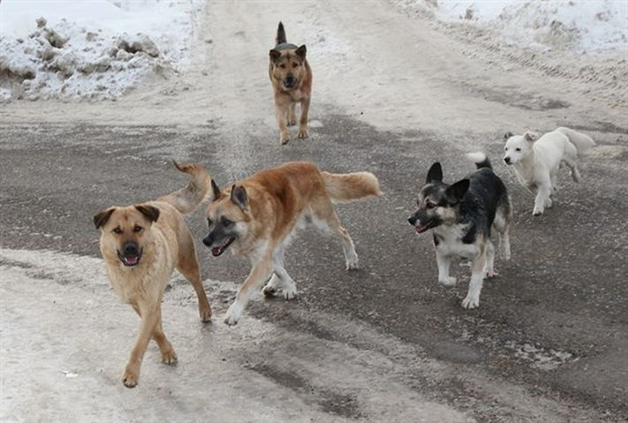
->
[269,22,312,145]
[202,161,381,325]
[93,162,212,388]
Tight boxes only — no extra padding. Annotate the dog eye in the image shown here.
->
[279,64,286,69]
[221,217,233,227]
[426,201,436,209]
[515,148,521,152]
[112,227,123,234]
[133,225,143,233]
[292,62,299,67]
[504,147,508,151]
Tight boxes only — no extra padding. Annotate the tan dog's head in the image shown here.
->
[269,45,307,91]
[202,180,251,257]
[93,205,160,267]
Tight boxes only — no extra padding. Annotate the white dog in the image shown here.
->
[503,127,595,216]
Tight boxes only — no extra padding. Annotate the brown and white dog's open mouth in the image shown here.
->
[211,236,235,257]
[118,251,142,267]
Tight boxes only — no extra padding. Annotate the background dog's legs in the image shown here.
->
[274,103,290,144]
[224,255,273,325]
[485,241,497,278]
[263,245,297,299]
[176,250,212,322]
[297,97,310,139]
[462,252,487,309]
[131,304,177,364]
[123,302,160,388]
[436,252,456,286]
[287,103,297,126]
[533,181,551,216]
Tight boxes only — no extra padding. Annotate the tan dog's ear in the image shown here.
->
[94,208,115,229]
[230,185,248,211]
[135,205,160,223]
[295,45,306,59]
[211,179,222,201]
[269,49,281,62]
[503,131,513,141]
[523,131,538,142]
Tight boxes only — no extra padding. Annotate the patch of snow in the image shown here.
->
[401,0,628,54]
[0,0,201,101]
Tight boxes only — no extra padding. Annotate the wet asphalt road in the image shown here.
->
[0,111,627,420]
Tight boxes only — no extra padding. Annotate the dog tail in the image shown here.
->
[157,161,211,214]
[556,127,596,154]
[467,152,492,170]
[276,21,287,45]
[321,171,382,204]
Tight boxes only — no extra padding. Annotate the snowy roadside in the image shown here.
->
[395,0,628,108]
[0,0,203,101]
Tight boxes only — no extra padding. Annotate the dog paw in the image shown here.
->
[280,133,290,145]
[461,295,480,309]
[297,127,309,139]
[161,349,178,365]
[439,276,457,286]
[486,270,498,278]
[282,284,297,300]
[223,303,242,326]
[532,207,544,216]
[262,285,277,297]
[199,304,212,323]
[346,258,359,270]
[122,366,139,388]
[287,119,297,127]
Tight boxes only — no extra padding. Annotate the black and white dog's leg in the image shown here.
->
[436,251,456,286]
[462,251,487,309]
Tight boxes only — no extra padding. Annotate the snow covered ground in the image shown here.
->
[0,0,202,100]
[400,0,628,54]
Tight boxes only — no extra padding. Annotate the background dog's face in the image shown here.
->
[203,181,250,257]
[269,45,307,91]
[503,131,537,165]
[408,162,469,233]
[93,205,160,267]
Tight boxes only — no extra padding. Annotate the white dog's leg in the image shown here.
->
[563,158,581,183]
[462,252,487,309]
[436,252,456,286]
[533,181,551,216]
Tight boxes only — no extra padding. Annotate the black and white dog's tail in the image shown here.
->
[467,152,492,170]
[276,22,287,45]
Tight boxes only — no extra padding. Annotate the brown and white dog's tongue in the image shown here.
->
[125,256,139,265]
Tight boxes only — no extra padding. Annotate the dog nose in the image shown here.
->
[504,157,511,164]
[123,242,138,255]
[408,215,417,226]
[202,236,213,247]
[285,75,295,84]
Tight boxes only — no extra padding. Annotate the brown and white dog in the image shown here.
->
[269,22,312,145]
[93,162,212,388]
[202,161,381,325]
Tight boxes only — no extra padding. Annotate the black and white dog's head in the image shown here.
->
[407,162,469,234]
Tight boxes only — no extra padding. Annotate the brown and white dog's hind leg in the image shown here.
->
[224,253,274,325]
[314,203,359,270]
[263,244,297,300]
[462,250,487,309]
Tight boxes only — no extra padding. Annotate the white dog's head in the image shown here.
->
[503,131,538,165]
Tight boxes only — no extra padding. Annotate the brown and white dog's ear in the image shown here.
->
[93,208,115,229]
[503,131,514,141]
[134,205,160,223]
[295,44,307,59]
[523,131,539,142]
[269,49,281,63]
[211,179,222,201]
[230,184,248,211]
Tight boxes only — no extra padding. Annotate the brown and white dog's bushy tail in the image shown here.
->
[276,22,287,45]
[157,161,211,214]
[321,171,382,204]
[556,127,596,154]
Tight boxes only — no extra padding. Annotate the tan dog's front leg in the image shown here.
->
[298,97,310,139]
[224,255,273,325]
[274,102,290,145]
[122,303,160,388]
[131,304,177,364]
[288,103,297,126]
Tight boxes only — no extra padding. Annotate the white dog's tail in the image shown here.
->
[467,152,492,170]
[157,161,212,214]
[556,127,596,154]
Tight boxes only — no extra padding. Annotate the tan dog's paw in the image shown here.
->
[297,127,309,139]
[122,366,139,388]
[161,349,178,365]
[280,133,290,145]
[199,303,212,323]
[287,119,297,127]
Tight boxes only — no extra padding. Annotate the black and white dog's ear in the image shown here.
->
[523,131,539,142]
[503,131,513,141]
[445,179,470,204]
[230,184,248,211]
[426,162,443,183]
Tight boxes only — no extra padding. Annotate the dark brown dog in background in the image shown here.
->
[94,162,212,388]
[269,22,312,145]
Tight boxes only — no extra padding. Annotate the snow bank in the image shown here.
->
[0,0,200,101]
[401,0,628,54]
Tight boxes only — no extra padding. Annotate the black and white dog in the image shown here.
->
[408,153,512,309]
